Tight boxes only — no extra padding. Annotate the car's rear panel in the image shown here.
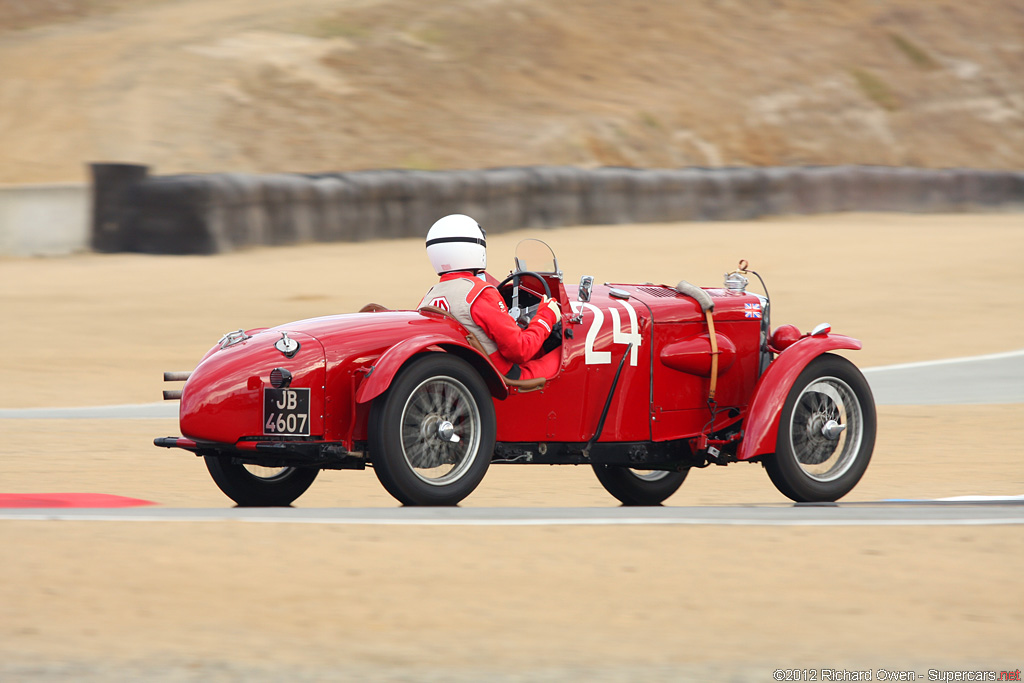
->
[179,312,455,450]
[180,330,327,444]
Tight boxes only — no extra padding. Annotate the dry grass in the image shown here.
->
[889,31,939,70]
[851,68,900,111]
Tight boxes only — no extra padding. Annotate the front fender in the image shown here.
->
[737,334,862,461]
[355,334,508,404]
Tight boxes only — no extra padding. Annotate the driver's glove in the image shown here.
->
[542,296,562,324]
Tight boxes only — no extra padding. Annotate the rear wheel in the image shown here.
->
[370,354,495,506]
[592,465,688,505]
[764,354,876,502]
[204,457,319,506]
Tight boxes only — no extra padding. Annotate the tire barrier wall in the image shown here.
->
[90,164,1024,255]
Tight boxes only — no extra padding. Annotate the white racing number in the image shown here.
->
[263,388,311,436]
[569,300,642,366]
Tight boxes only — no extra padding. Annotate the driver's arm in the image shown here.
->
[471,287,558,365]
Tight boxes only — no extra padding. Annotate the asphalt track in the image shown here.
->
[2,350,1022,526]
[862,348,1024,405]
[1,501,1023,525]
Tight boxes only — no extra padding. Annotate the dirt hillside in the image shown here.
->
[1,0,1023,183]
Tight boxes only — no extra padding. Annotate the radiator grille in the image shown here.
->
[636,286,681,298]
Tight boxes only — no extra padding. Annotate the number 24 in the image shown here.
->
[569,300,641,366]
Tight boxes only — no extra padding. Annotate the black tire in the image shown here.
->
[592,465,688,505]
[369,354,496,506]
[204,457,319,507]
[764,354,876,502]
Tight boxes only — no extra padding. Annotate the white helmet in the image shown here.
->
[425,214,487,275]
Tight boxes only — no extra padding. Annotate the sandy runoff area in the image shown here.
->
[0,213,1022,680]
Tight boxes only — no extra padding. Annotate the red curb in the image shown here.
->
[0,493,157,508]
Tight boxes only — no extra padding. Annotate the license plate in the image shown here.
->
[263,388,311,436]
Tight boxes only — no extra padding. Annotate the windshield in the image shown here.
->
[513,239,560,277]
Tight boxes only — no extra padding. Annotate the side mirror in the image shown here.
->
[571,275,594,325]
[578,275,593,303]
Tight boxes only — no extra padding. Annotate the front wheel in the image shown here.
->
[764,354,876,502]
[204,457,319,506]
[592,465,688,505]
[369,354,496,506]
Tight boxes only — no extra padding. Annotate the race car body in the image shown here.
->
[157,240,875,507]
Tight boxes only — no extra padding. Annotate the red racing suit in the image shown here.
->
[419,272,560,380]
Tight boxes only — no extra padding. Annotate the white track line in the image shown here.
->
[935,494,1024,502]
[2,509,1022,526]
[861,348,1024,373]
[4,515,1023,527]
[0,402,175,419]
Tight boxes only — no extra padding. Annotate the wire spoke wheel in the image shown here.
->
[629,469,672,482]
[789,377,863,482]
[399,377,481,485]
[370,355,495,506]
[241,464,293,481]
[765,353,876,502]
[592,465,688,505]
[205,457,319,506]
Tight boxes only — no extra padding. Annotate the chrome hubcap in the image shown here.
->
[821,419,846,440]
[437,420,460,443]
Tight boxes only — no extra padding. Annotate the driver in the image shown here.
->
[419,214,561,380]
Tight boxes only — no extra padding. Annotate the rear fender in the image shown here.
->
[355,335,508,404]
[737,334,862,461]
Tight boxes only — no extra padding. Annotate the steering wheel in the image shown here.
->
[496,270,552,299]
[497,270,561,352]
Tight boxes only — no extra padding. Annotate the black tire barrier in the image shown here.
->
[760,167,797,217]
[90,163,150,253]
[661,168,703,222]
[309,176,353,242]
[724,167,769,221]
[524,166,585,229]
[208,173,265,249]
[582,167,635,226]
[483,167,531,234]
[130,175,218,255]
[90,164,1024,254]
[791,166,848,215]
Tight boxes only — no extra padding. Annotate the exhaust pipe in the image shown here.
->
[163,371,191,382]
[163,371,191,400]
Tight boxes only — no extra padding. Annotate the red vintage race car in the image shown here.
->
[155,239,876,507]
